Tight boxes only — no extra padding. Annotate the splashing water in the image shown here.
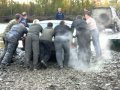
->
[68,32,112,72]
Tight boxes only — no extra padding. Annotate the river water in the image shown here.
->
[0,23,7,33]
[0,23,7,48]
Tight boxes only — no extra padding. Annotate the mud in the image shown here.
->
[0,48,120,90]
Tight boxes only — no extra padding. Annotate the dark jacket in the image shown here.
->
[71,18,91,48]
[71,19,87,31]
[54,24,70,36]
[55,12,64,20]
[20,18,29,27]
[6,23,28,43]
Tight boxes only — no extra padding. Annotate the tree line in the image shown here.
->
[0,0,94,19]
[0,0,119,22]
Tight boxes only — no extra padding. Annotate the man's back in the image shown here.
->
[28,24,43,36]
[40,27,54,41]
[54,24,70,36]
[71,19,87,31]
[7,23,27,41]
[86,17,97,30]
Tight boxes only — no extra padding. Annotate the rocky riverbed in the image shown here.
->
[0,48,120,90]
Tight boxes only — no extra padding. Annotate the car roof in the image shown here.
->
[39,20,72,29]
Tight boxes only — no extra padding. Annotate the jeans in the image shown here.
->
[54,36,70,67]
[1,41,17,65]
[90,29,102,57]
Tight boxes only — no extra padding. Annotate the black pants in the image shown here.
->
[77,31,91,66]
[39,40,53,63]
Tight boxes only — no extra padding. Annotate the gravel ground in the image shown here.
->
[0,48,120,90]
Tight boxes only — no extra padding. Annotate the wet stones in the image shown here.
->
[0,48,120,89]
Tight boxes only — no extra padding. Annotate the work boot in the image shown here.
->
[41,60,47,69]
[21,48,25,51]
[56,65,63,70]
[26,64,33,71]
[34,65,40,70]
[29,66,34,71]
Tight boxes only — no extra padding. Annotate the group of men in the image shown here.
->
[0,12,28,69]
[0,9,102,71]
[72,11,102,67]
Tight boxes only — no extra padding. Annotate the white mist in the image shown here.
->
[68,31,112,72]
